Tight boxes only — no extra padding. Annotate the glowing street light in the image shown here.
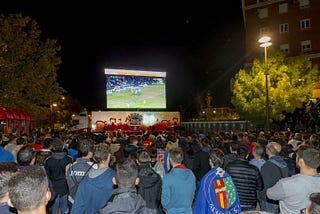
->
[259,36,272,133]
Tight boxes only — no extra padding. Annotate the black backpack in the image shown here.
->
[69,163,94,202]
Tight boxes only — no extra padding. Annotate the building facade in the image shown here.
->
[242,0,320,67]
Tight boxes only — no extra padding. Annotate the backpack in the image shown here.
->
[68,163,94,203]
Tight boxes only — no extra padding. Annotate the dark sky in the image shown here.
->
[1,1,245,113]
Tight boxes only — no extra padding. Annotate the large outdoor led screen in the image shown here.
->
[105,68,166,109]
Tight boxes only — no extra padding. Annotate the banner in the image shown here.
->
[92,111,180,132]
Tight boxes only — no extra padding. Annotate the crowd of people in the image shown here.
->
[1,128,320,214]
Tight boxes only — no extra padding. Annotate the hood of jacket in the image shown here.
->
[86,167,114,189]
[97,188,146,214]
[138,164,161,188]
[171,167,194,180]
[269,155,287,169]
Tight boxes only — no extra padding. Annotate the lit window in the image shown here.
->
[257,8,268,19]
[299,0,310,9]
[280,44,290,54]
[301,40,312,52]
[279,3,288,14]
[300,19,311,30]
[260,27,270,35]
[279,23,289,33]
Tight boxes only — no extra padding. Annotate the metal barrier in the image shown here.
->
[181,121,257,135]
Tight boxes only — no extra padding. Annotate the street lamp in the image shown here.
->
[258,36,272,133]
[50,103,57,129]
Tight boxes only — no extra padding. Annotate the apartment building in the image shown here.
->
[242,0,320,67]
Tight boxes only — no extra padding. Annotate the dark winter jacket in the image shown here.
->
[137,163,162,214]
[226,159,264,207]
[44,152,73,196]
[259,155,289,202]
[192,150,210,182]
[96,188,147,214]
[223,153,237,169]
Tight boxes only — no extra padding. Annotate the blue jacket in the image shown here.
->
[0,147,14,162]
[193,167,241,214]
[71,167,114,214]
[161,165,196,214]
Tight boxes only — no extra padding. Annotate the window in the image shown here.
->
[279,3,288,14]
[301,40,311,52]
[280,44,290,54]
[299,0,310,9]
[279,23,289,33]
[260,27,270,35]
[257,8,268,19]
[300,19,311,30]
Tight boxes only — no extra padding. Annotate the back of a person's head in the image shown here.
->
[155,139,164,149]
[93,143,110,163]
[149,148,157,159]
[310,134,320,143]
[128,135,137,145]
[51,139,64,152]
[294,132,302,140]
[17,145,36,166]
[169,147,183,164]
[8,165,48,212]
[257,137,268,147]
[309,134,320,150]
[248,134,256,142]
[267,142,282,156]
[297,145,320,169]
[237,144,249,159]
[209,148,224,167]
[253,143,264,158]
[27,136,34,144]
[16,137,25,145]
[229,141,239,152]
[308,192,320,214]
[77,139,94,157]
[280,144,294,159]
[0,162,18,201]
[115,158,138,188]
[42,138,53,149]
[137,150,150,163]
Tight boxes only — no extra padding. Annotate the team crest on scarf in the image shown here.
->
[213,177,237,209]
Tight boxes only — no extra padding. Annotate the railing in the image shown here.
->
[181,121,257,135]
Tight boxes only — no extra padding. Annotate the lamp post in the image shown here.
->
[258,36,272,133]
[50,103,57,129]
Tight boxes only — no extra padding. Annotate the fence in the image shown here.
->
[181,121,257,135]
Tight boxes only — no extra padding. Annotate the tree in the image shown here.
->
[231,50,319,125]
[0,14,63,117]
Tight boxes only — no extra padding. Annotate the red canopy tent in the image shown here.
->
[0,106,32,135]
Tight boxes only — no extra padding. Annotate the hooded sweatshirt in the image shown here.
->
[138,163,162,214]
[71,167,114,214]
[96,188,147,214]
[161,165,196,214]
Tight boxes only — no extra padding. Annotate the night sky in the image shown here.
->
[1,1,245,113]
